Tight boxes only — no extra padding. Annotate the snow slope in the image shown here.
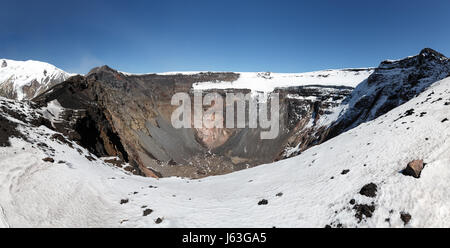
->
[192,69,374,93]
[0,59,73,100]
[1,75,450,227]
[329,48,450,135]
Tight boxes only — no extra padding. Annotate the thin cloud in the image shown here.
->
[68,54,104,75]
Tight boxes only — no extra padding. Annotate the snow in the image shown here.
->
[0,59,73,100]
[39,99,64,127]
[1,75,450,227]
[192,69,374,93]
[118,71,210,76]
[118,69,374,93]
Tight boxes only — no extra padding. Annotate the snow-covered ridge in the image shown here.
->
[0,59,73,100]
[329,48,450,135]
[118,68,374,92]
[192,69,374,92]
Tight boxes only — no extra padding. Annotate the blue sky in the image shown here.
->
[1,0,449,74]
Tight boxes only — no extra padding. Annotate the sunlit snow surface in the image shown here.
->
[0,59,73,100]
[1,74,450,227]
[192,69,374,93]
[119,69,374,93]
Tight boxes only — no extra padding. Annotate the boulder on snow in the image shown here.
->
[353,204,376,222]
[143,208,153,216]
[42,157,54,163]
[402,159,423,178]
[155,217,163,224]
[359,183,377,198]
[400,212,412,225]
[258,199,269,205]
[1,60,7,68]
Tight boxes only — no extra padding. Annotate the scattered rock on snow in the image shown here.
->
[402,159,424,178]
[155,217,163,224]
[50,133,70,144]
[42,157,54,163]
[85,155,96,161]
[104,158,125,167]
[258,199,269,205]
[143,208,153,216]
[354,204,376,222]
[276,192,283,197]
[120,199,129,204]
[341,169,350,175]
[359,183,377,198]
[400,212,412,225]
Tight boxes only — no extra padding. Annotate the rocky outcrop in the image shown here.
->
[32,65,356,178]
[402,160,424,178]
[278,85,353,159]
[31,48,450,179]
[327,48,450,139]
[33,68,242,177]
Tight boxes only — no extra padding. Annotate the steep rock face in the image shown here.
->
[34,68,243,177]
[278,85,353,159]
[191,69,374,160]
[31,48,449,178]
[0,59,72,100]
[33,67,361,178]
[327,48,450,138]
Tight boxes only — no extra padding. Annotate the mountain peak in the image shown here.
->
[0,58,71,100]
[419,48,447,59]
[87,65,117,76]
[379,48,448,70]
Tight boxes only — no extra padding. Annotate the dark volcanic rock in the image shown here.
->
[258,199,269,205]
[359,183,377,198]
[354,204,376,221]
[32,66,354,178]
[42,157,54,163]
[327,48,450,140]
[0,114,24,147]
[143,208,153,216]
[155,217,163,224]
[400,212,412,225]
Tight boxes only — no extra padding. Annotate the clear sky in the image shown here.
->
[1,0,449,74]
